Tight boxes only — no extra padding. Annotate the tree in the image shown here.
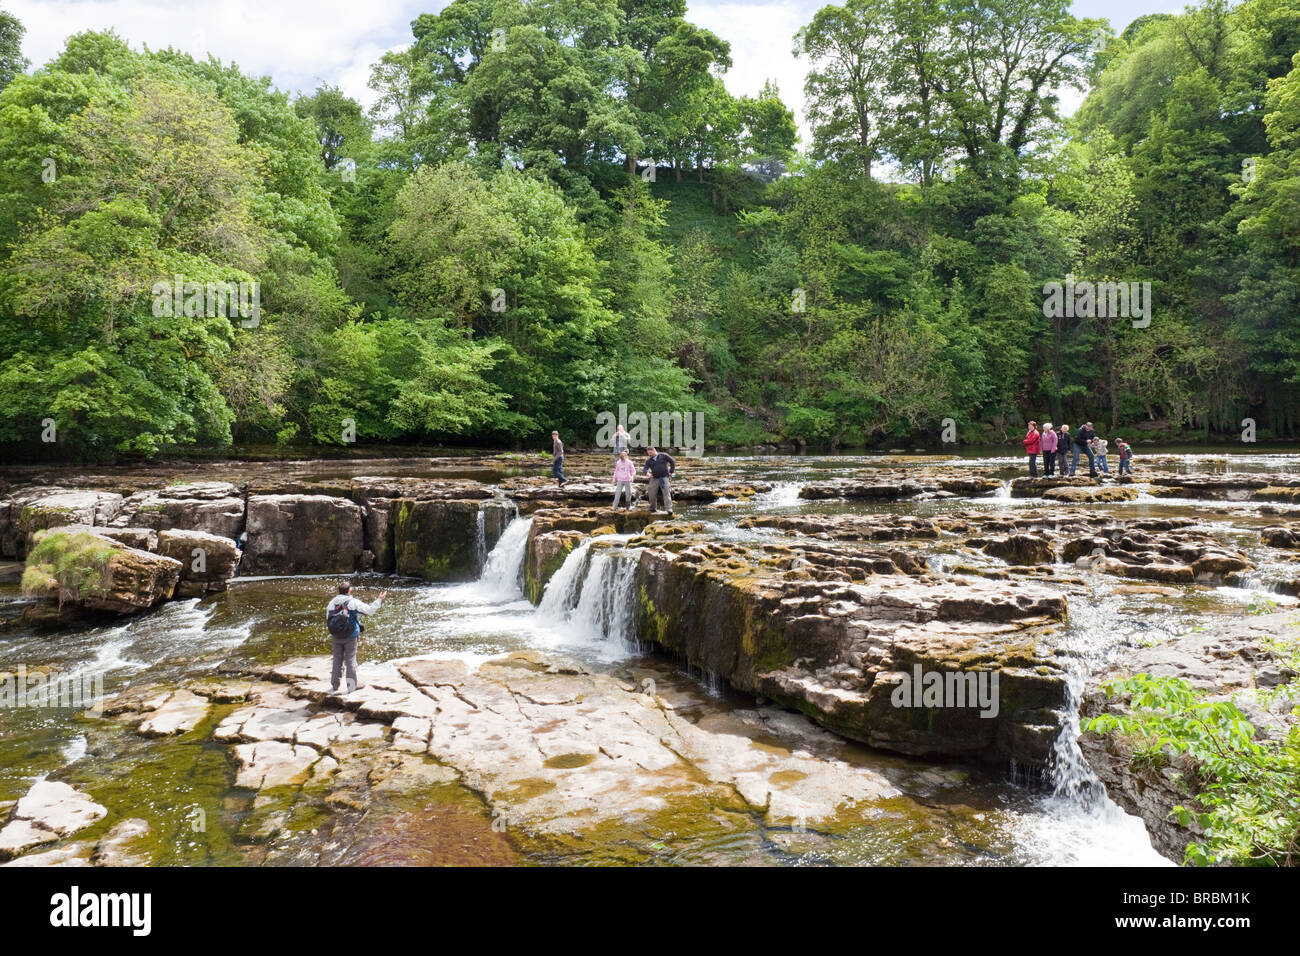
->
[295,85,372,170]
[0,5,27,93]
[795,0,891,178]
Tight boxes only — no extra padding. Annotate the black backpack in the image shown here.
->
[327,600,354,638]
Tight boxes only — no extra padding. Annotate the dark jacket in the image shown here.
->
[645,452,676,479]
[1074,425,1095,447]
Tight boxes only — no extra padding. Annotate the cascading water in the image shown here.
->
[474,507,487,573]
[568,550,639,646]
[475,516,533,601]
[534,537,640,658]
[536,540,594,621]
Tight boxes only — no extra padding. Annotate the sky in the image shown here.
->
[8,0,1191,143]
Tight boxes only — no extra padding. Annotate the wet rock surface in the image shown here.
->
[629,524,1069,765]
[1079,611,1299,863]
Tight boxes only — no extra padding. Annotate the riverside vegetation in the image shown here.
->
[1,0,1300,462]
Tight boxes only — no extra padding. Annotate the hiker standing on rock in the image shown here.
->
[1091,435,1110,475]
[551,430,568,487]
[1023,421,1041,477]
[612,424,630,461]
[1057,425,1071,475]
[644,446,676,515]
[1040,422,1057,476]
[612,449,636,509]
[326,582,387,694]
[1117,438,1133,476]
[1072,421,1098,478]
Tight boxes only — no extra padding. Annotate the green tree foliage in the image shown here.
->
[0,4,27,93]
[1,0,1297,461]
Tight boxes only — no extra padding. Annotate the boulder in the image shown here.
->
[974,534,1055,566]
[21,528,181,625]
[1262,526,1300,549]
[0,781,108,861]
[390,499,482,582]
[157,528,241,596]
[1041,485,1139,503]
[242,495,364,575]
[633,532,1069,766]
[2,489,124,558]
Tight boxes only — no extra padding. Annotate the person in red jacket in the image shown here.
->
[1023,421,1041,477]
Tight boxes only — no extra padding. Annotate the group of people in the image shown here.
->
[1023,421,1133,478]
[551,425,678,515]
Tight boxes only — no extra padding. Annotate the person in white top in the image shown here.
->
[1090,436,1110,475]
[325,582,388,693]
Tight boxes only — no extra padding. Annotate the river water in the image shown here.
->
[2,450,1296,866]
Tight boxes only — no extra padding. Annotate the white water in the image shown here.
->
[532,536,640,660]
[1030,585,1172,865]
[474,506,489,574]
[475,516,532,602]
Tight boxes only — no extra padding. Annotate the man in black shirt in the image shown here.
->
[1071,421,1098,478]
[644,446,676,515]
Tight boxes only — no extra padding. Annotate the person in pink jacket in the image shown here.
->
[1023,421,1042,476]
[1040,421,1058,476]
[612,449,637,509]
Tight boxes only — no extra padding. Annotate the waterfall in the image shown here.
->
[536,541,594,621]
[568,550,639,646]
[536,538,640,654]
[476,516,533,601]
[1044,590,1118,810]
[474,508,487,573]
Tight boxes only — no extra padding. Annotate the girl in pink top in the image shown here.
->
[612,450,636,509]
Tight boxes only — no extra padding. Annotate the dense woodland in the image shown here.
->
[0,0,1298,460]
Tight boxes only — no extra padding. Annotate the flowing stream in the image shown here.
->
[3,450,1296,865]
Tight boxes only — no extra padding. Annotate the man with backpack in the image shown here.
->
[325,582,388,694]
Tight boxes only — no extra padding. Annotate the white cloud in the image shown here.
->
[9,0,428,108]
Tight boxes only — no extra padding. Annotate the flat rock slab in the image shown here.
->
[211,650,901,840]
[0,781,108,860]
[138,689,210,737]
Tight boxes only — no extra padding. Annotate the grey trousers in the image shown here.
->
[612,480,634,508]
[647,476,672,512]
[331,637,358,690]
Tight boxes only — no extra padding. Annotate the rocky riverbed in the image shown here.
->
[1,448,1297,865]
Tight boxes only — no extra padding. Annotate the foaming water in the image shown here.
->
[532,536,640,660]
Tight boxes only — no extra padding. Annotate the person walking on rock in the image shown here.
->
[1092,435,1110,475]
[1072,421,1097,478]
[644,446,676,515]
[1117,438,1133,476]
[612,449,636,509]
[1023,421,1041,477]
[551,430,568,487]
[325,582,387,694]
[612,424,630,461]
[1040,422,1058,476]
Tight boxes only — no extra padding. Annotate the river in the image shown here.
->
[2,449,1296,865]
